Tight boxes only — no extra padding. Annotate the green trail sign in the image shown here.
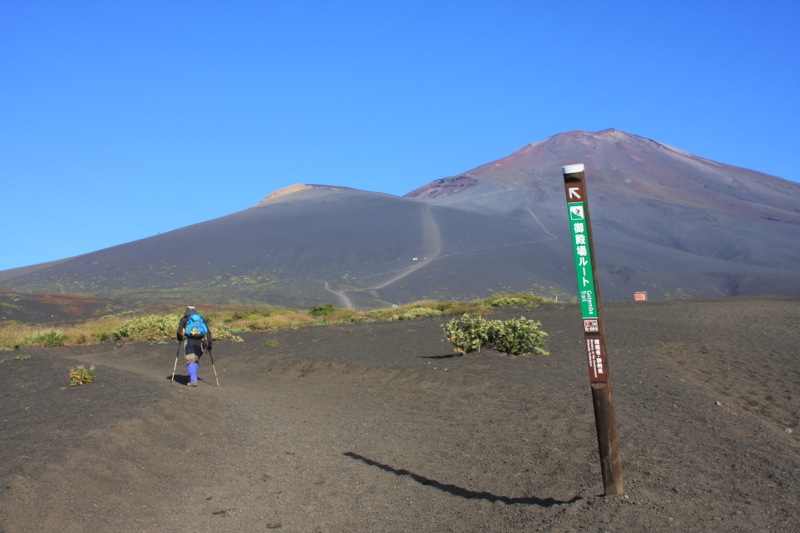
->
[562,163,624,496]
[564,172,606,382]
[567,198,598,319]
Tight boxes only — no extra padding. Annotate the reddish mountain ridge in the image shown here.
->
[408,129,798,222]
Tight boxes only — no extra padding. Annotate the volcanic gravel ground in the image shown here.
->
[1,297,798,532]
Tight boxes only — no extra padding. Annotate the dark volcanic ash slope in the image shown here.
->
[2,185,568,309]
[408,129,800,299]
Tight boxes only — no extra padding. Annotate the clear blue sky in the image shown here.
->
[2,1,798,272]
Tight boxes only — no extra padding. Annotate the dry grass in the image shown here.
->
[0,319,123,349]
[0,294,547,351]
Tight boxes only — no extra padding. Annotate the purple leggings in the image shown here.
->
[187,361,199,383]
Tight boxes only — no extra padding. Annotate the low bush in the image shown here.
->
[444,314,548,356]
[112,314,181,341]
[484,294,543,308]
[26,329,66,347]
[488,317,549,355]
[68,364,95,386]
[398,307,442,320]
[310,304,336,317]
[443,315,492,354]
[109,313,242,343]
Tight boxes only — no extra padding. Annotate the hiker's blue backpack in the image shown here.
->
[186,313,208,339]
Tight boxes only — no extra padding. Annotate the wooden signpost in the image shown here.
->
[562,163,624,496]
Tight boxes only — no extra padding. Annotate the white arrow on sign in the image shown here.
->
[568,187,582,200]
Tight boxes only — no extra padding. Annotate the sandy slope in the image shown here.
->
[1,297,798,532]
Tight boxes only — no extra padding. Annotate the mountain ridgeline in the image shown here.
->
[3,129,799,316]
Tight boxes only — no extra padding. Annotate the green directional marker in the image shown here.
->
[567,200,598,319]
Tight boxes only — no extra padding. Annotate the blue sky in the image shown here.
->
[2,1,798,272]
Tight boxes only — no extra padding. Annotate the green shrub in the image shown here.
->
[488,317,549,355]
[443,315,492,354]
[443,314,548,356]
[112,313,181,341]
[26,329,66,347]
[69,364,95,386]
[310,304,336,317]
[484,294,544,308]
[398,307,442,320]
[114,312,243,343]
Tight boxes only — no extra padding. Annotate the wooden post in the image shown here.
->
[562,163,624,496]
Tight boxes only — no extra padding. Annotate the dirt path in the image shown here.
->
[323,204,442,309]
[2,298,799,532]
[368,204,443,290]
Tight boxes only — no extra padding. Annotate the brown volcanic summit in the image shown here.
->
[408,129,800,299]
[2,129,799,316]
[409,129,799,221]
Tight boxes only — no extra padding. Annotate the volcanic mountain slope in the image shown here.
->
[2,185,568,310]
[408,129,800,298]
[2,129,799,313]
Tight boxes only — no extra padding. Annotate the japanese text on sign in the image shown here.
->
[586,336,606,382]
[567,202,598,319]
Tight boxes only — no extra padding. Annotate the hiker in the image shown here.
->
[176,306,212,387]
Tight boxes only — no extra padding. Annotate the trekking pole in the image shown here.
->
[207,345,220,386]
[170,340,182,382]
